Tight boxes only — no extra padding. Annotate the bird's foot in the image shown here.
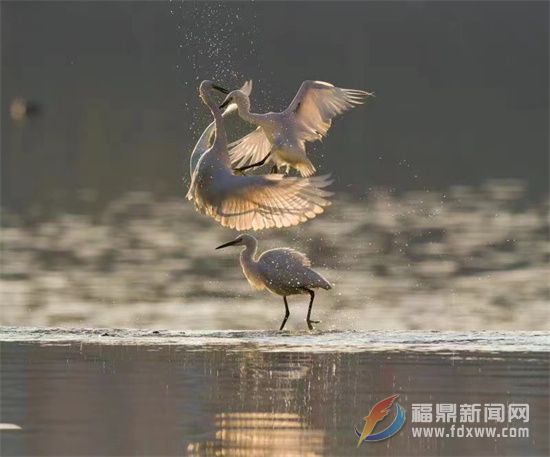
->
[270,165,279,174]
[232,168,246,175]
[307,319,321,330]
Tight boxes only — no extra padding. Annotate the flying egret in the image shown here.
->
[219,80,373,176]
[189,80,253,175]
[216,234,332,330]
[186,81,333,231]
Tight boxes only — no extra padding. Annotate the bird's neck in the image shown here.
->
[202,91,228,149]
[237,101,259,125]
[240,242,258,265]
[190,120,216,172]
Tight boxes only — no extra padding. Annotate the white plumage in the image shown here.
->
[216,234,332,330]
[189,80,253,175]
[186,81,333,231]
[221,80,373,176]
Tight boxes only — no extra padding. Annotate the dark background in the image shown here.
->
[1,0,548,213]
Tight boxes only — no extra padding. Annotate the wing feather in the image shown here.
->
[228,127,272,168]
[286,80,372,143]
[189,174,333,231]
[276,248,312,267]
[257,248,333,291]
[259,249,311,270]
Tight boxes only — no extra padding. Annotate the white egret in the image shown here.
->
[219,80,373,176]
[189,80,253,174]
[186,81,333,231]
[216,234,332,330]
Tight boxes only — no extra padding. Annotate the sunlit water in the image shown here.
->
[1,329,548,456]
[2,182,548,331]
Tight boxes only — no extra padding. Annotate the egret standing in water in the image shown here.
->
[220,80,373,176]
[216,234,331,330]
[187,81,333,231]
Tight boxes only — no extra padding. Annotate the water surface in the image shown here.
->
[1,329,548,456]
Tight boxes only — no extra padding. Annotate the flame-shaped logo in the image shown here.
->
[355,394,406,446]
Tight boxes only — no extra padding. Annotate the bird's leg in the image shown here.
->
[305,288,320,330]
[270,165,279,174]
[279,296,290,331]
[233,152,272,173]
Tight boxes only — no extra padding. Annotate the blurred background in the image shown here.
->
[1,0,548,330]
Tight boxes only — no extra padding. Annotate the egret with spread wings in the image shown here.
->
[186,81,333,231]
[219,80,373,177]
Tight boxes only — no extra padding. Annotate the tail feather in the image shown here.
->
[319,278,332,290]
[312,271,332,290]
[295,158,316,177]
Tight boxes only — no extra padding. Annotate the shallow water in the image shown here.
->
[1,329,549,456]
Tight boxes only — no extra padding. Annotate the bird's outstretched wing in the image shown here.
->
[228,127,272,169]
[191,174,333,231]
[286,80,372,143]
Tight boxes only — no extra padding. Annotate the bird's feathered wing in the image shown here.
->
[258,248,332,290]
[187,173,333,231]
[261,248,312,267]
[228,126,272,169]
[286,249,311,267]
[286,80,372,143]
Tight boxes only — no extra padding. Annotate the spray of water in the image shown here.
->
[169,1,259,133]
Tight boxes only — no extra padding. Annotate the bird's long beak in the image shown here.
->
[212,84,229,94]
[215,239,239,249]
[219,97,232,110]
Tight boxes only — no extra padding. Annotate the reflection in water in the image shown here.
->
[1,338,548,456]
[1,180,548,330]
[187,412,325,456]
